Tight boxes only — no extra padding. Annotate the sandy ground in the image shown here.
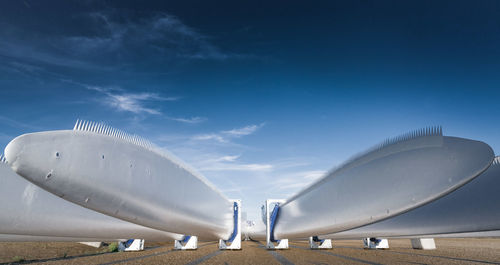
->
[0,238,499,264]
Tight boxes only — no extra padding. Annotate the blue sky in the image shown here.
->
[1,0,499,221]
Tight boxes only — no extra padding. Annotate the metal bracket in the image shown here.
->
[309,236,332,249]
[174,236,198,250]
[219,199,242,250]
[363,238,389,249]
[266,199,288,249]
[118,239,144,251]
[411,238,436,250]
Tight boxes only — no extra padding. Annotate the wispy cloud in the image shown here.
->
[192,133,227,142]
[64,12,235,62]
[215,155,240,162]
[166,116,206,124]
[0,10,241,76]
[201,162,273,172]
[303,170,326,180]
[192,123,265,143]
[62,79,173,115]
[270,170,327,191]
[155,127,326,216]
[61,79,205,123]
[197,154,273,172]
[107,92,172,115]
[157,123,269,173]
[0,40,108,71]
[222,124,264,137]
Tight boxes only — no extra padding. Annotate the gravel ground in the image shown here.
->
[0,238,499,264]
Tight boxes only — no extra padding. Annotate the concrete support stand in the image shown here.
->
[363,238,389,249]
[118,239,144,251]
[309,237,332,249]
[411,238,436,250]
[268,239,289,249]
[79,242,102,248]
[266,199,288,249]
[174,236,198,250]
[219,199,242,250]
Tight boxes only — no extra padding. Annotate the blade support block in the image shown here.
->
[219,199,242,250]
[411,238,436,250]
[309,236,332,249]
[266,199,288,249]
[119,239,144,251]
[174,236,198,250]
[363,238,389,249]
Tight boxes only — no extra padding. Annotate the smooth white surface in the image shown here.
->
[326,157,500,239]
[411,238,436,250]
[79,242,103,248]
[6,129,234,240]
[0,234,116,242]
[0,163,182,241]
[413,230,500,238]
[274,135,493,239]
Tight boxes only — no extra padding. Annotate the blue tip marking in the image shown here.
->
[312,236,324,243]
[124,239,134,248]
[269,203,280,242]
[226,202,239,243]
[182,236,191,243]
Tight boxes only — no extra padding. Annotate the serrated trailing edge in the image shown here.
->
[72,119,223,196]
[377,126,443,149]
[493,156,500,165]
[327,126,443,175]
[273,125,495,239]
[74,119,153,150]
[271,126,446,208]
[0,154,6,164]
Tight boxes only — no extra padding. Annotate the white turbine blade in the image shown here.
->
[5,124,234,240]
[272,127,493,239]
[0,163,182,241]
[325,157,500,239]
